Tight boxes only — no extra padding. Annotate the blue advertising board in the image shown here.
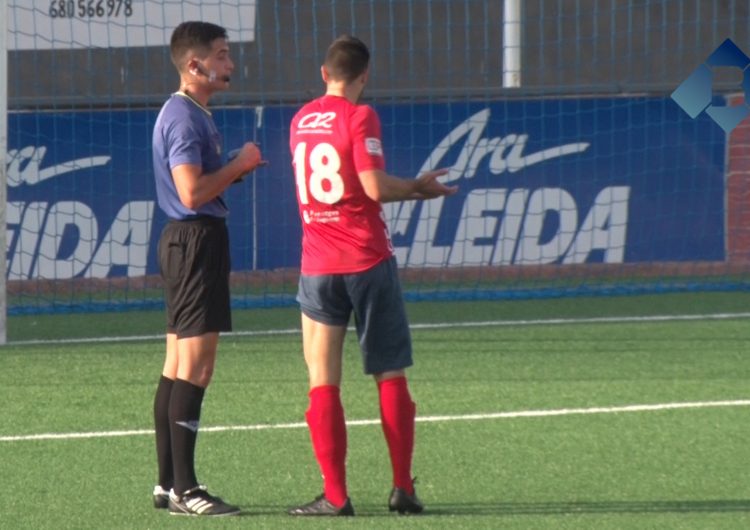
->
[5,97,725,281]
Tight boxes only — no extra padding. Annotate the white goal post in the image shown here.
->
[0,0,8,344]
[503,0,522,88]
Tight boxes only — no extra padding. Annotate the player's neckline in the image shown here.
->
[176,90,212,116]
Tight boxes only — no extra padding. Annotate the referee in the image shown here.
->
[150,21,263,517]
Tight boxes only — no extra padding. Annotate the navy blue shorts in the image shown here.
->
[297,257,413,375]
[158,216,231,338]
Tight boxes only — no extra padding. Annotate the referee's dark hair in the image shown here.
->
[324,35,370,83]
[170,21,228,72]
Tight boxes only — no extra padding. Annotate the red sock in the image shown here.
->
[305,385,348,507]
[378,377,416,494]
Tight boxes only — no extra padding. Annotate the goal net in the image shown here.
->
[3,0,749,317]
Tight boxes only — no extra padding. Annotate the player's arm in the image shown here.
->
[172,142,262,209]
[358,168,458,204]
[352,105,456,203]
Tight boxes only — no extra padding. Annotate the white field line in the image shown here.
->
[11,311,750,346]
[2,399,749,443]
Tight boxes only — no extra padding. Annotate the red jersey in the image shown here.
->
[290,95,393,274]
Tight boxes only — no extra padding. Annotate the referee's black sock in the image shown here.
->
[153,375,175,490]
[169,378,206,495]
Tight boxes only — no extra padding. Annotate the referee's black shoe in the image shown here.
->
[388,481,424,514]
[287,494,355,516]
[168,485,241,517]
[152,485,170,509]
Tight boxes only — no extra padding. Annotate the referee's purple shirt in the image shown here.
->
[152,92,228,220]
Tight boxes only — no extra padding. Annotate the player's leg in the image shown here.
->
[296,314,353,512]
[374,370,416,491]
[162,333,180,379]
[160,218,238,516]
[152,333,179,508]
[302,313,345,388]
[170,332,218,495]
[167,336,240,516]
[350,257,424,514]
[168,345,240,516]
[374,371,423,514]
[288,275,354,516]
[153,223,182,509]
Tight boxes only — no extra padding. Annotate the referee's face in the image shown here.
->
[197,38,234,92]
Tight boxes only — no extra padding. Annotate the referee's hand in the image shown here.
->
[231,142,265,172]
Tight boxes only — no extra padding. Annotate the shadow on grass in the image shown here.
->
[421,499,750,517]
[235,499,750,518]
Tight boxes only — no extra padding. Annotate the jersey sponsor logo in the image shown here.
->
[365,137,383,156]
[297,111,337,130]
[302,209,340,224]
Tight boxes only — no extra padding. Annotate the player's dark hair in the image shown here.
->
[170,21,228,72]
[324,35,370,83]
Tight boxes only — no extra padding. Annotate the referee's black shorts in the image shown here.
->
[158,216,231,338]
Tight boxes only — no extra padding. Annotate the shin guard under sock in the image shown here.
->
[378,376,416,494]
[153,375,175,490]
[305,385,348,507]
[169,378,205,494]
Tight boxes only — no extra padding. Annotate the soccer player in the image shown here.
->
[150,21,263,517]
[287,35,458,516]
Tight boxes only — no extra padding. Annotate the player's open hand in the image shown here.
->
[412,168,459,200]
